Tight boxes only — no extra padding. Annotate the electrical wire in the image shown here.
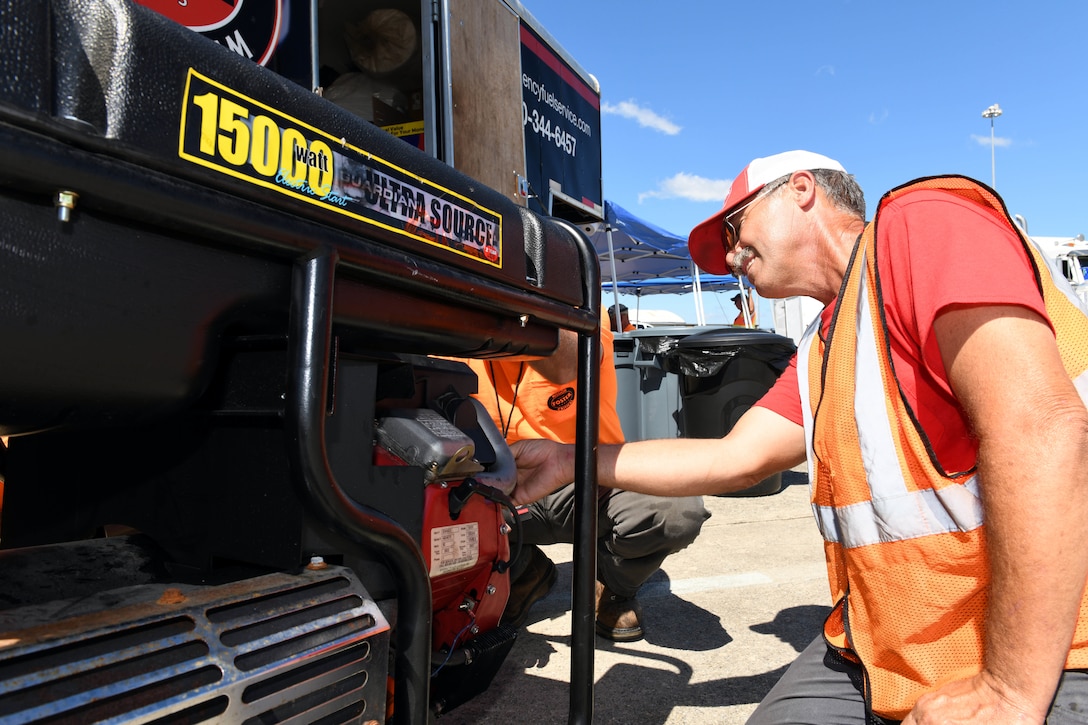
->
[430,610,477,677]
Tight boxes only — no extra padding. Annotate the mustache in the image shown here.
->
[731,246,754,277]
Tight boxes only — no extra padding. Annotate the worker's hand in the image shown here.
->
[903,672,1045,725]
[509,439,574,505]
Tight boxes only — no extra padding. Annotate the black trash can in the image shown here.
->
[612,326,722,442]
[672,328,796,496]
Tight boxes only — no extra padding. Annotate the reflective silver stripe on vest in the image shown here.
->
[796,314,821,489]
[814,475,983,548]
[802,246,985,549]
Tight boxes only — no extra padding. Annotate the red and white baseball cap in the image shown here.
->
[688,150,846,274]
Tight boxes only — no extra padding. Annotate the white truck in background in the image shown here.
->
[1032,234,1088,305]
[1014,214,1088,305]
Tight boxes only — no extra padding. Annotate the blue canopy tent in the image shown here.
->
[581,201,692,283]
[601,274,739,296]
[581,201,747,326]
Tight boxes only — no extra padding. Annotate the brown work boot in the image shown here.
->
[595,581,644,642]
[500,545,557,628]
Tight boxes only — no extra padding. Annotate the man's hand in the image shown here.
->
[903,671,1043,725]
[509,439,574,505]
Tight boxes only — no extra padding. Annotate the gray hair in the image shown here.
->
[761,169,866,219]
[812,168,865,219]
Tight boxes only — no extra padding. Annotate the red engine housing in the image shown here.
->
[422,484,511,650]
[373,446,511,652]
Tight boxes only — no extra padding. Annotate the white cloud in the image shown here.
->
[869,109,889,124]
[816,64,836,76]
[601,99,681,135]
[971,133,1012,148]
[638,172,732,203]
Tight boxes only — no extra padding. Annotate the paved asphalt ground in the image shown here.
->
[445,469,831,724]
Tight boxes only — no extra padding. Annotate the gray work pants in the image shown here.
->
[515,484,710,597]
[748,635,1088,724]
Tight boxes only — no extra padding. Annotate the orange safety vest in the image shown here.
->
[464,312,625,446]
[796,176,1088,719]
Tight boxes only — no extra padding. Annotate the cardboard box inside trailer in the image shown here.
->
[135,0,603,223]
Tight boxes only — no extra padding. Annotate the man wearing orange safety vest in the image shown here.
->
[509,150,1088,723]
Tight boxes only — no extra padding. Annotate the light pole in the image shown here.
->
[982,103,1002,188]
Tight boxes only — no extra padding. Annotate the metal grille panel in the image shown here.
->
[0,567,390,724]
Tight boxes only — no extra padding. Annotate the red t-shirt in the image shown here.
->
[756,189,1050,474]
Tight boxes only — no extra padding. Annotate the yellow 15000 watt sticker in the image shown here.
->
[178,69,502,267]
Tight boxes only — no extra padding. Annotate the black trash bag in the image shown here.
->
[633,334,685,358]
[663,329,796,378]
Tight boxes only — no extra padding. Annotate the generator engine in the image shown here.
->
[374,398,520,715]
[0,0,598,720]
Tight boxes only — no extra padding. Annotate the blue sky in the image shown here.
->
[526,0,1088,323]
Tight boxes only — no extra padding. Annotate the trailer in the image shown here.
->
[133,0,605,224]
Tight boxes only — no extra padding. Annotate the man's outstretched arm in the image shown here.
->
[511,405,806,504]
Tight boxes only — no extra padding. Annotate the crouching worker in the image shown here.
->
[463,316,709,641]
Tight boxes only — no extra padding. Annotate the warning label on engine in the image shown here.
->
[429,522,480,577]
[177,69,502,267]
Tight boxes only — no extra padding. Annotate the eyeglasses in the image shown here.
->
[721,175,792,251]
